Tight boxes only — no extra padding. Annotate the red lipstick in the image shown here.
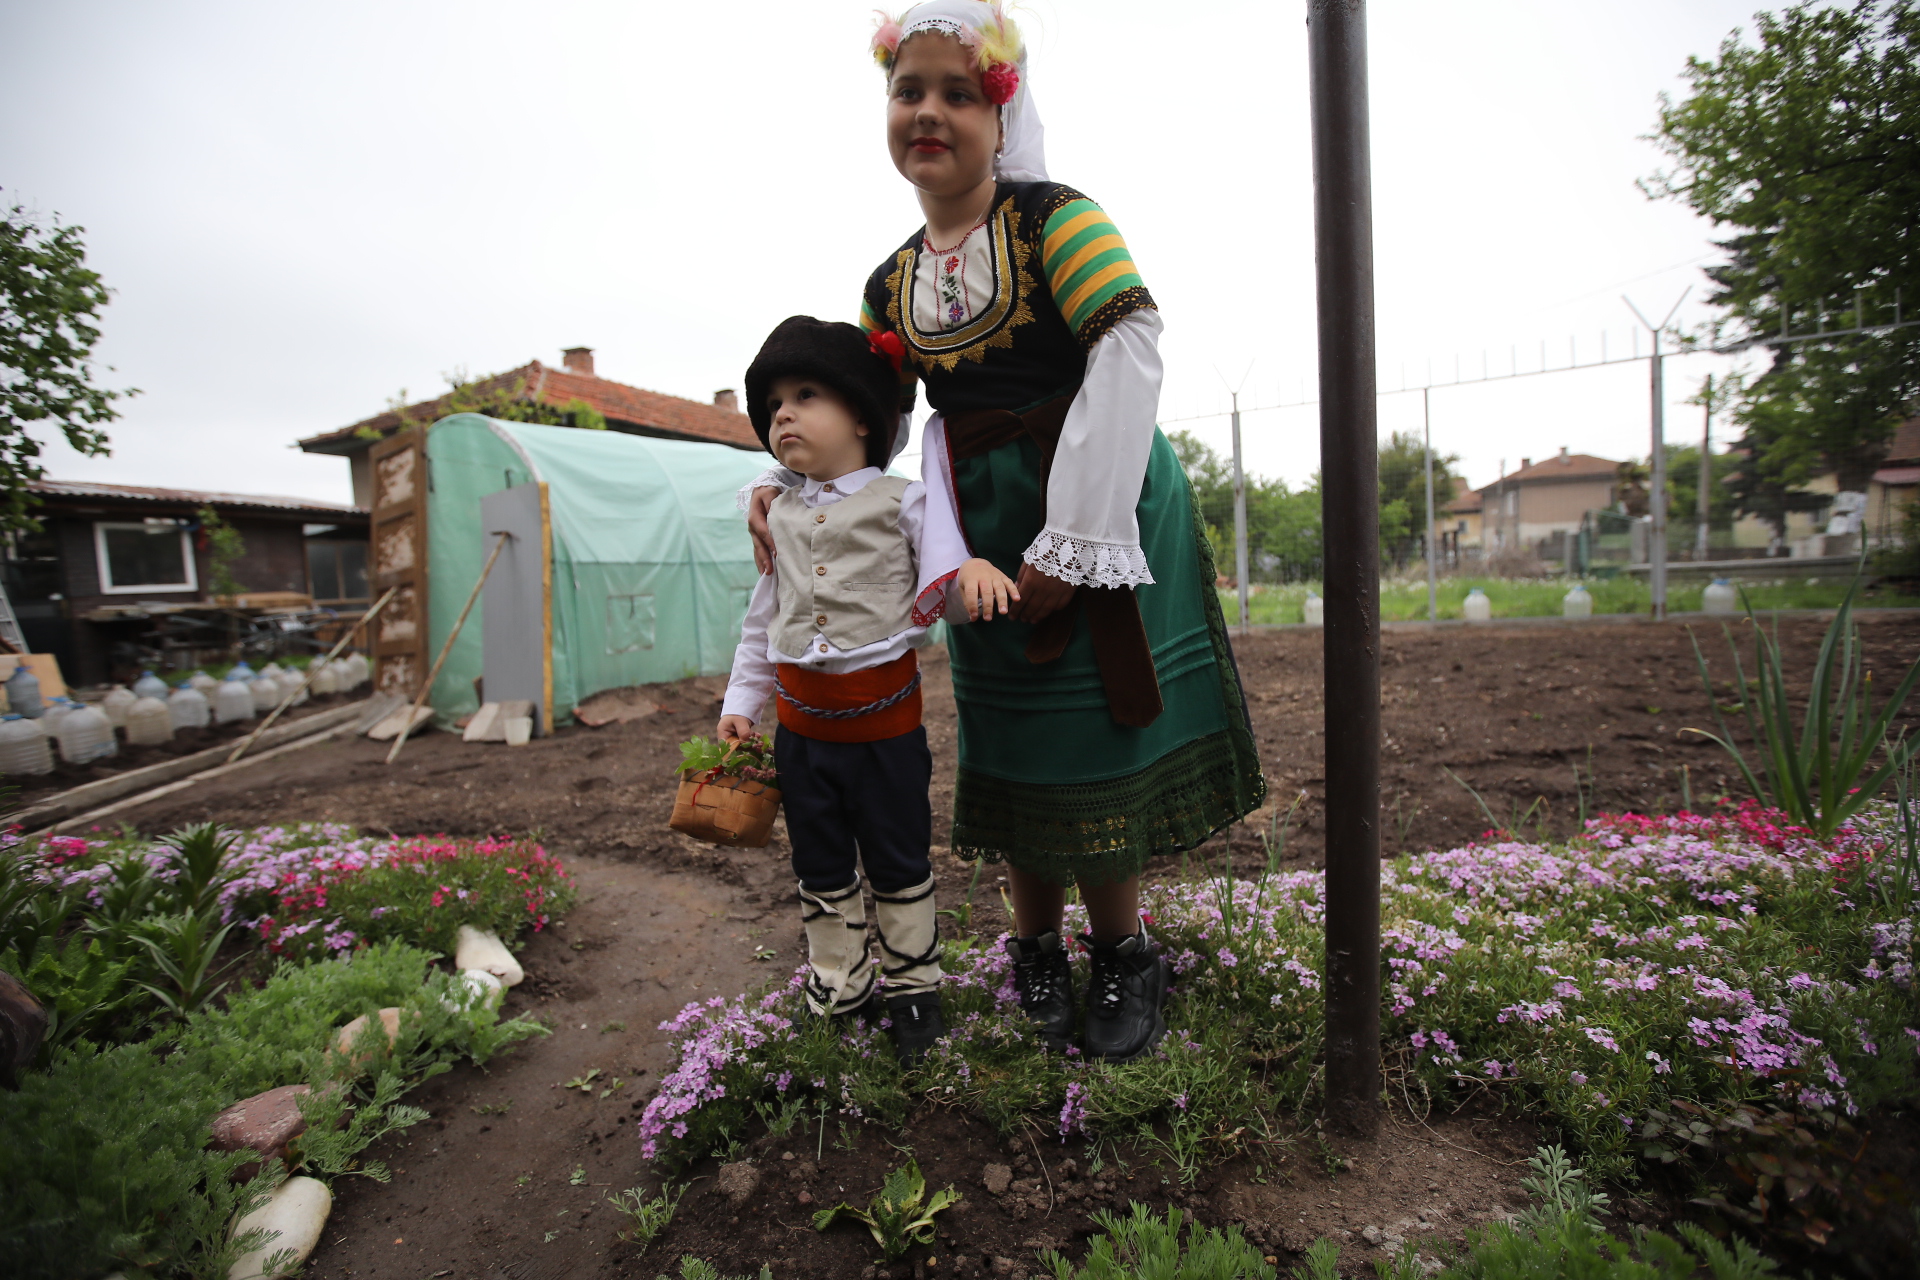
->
[910,136,950,153]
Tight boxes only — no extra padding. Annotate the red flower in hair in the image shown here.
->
[983,62,1019,105]
[868,329,906,373]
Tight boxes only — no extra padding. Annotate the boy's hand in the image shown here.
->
[747,487,782,574]
[955,557,1020,621]
[716,714,756,744]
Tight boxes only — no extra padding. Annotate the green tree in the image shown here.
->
[194,505,246,598]
[1645,1,1920,506]
[1167,429,1322,582]
[1377,430,1458,566]
[0,203,134,532]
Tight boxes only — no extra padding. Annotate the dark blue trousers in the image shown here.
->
[776,725,933,895]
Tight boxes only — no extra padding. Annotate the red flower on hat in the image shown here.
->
[983,62,1019,105]
[868,329,905,374]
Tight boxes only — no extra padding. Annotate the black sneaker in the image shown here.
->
[883,991,947,1066]
[1005,932,1075,1052]
[1079,927,1168,1063]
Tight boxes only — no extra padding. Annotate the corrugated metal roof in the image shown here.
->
[29,479,364,515]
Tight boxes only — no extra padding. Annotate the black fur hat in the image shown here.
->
[744,316,903,470]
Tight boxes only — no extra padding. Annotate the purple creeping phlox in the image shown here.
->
[624,801,1916,1180]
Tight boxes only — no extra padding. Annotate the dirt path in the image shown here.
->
[88,614,1920,1275]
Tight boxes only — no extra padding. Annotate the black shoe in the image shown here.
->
[1079,927,1168,1063]
[1005,932,1075,1051]
[883,991,947,1066]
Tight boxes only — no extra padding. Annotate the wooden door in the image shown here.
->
[368,427,429,698]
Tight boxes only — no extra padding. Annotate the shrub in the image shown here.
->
[1038,1203,1274,1279]
[0,940,543,1278]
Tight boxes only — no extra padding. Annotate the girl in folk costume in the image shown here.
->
[747,1,1264,1063]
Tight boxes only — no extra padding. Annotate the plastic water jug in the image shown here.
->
[250,674,280,713]
[1463,588,1493,622]
[56,701,117,764]
[0,714,53,775]
[280,669,309,706]
[1303,593,1324,627]
[1703,578,1738,616]
[343,653,368,690]
[40,697,73,733]
[227,661,256,683]
[214,677,256,724]
[101,685,137,728]
[5,665,44,718]
[1562,585,1593,619]
[124,695,173,746]
[258,662,283,682]
[311,661,339,697]
[187,671,218,694]
[169,682,211,730]
[132,670,169,700]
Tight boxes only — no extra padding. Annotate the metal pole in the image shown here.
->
[1307,0,1381,1138]
[1696,374,1712,562]
[1649,327,1667,620]
[1423,387,1436,623]
[1232,391,1250,633]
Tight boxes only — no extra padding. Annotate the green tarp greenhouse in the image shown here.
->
[422,413,769,728]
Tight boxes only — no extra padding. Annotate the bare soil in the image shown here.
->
[87,613,1920,1278]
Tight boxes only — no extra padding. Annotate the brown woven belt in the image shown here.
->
[944,397,1163,729]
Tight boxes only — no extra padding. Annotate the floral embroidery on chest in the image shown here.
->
[887,196,1038,373]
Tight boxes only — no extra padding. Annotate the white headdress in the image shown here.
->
[871,1,1048,183]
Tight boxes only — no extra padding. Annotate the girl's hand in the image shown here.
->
[747,486,782,575]
[1009,564,1076,623]
[955,557,1019,621]
[716,714,756,744]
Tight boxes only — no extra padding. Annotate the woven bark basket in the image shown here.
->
[669,774,783,848]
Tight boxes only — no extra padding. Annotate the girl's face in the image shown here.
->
[886,32,1001,199]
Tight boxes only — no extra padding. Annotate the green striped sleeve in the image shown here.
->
[1039,197,1154,345]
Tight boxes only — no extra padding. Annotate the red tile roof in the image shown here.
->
[30,479,364,516]
[1443,488,1483,515]
[1493,453,1621,485]
[297,360,759,456]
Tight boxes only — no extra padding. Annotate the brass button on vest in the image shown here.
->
[816,614,828,626]
[815,513,826,524]
[815,565,827,576]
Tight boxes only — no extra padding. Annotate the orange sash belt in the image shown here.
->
[775,650,923,744]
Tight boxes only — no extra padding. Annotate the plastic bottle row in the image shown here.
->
[0,654,370,775]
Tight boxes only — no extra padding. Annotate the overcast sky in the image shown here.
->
[2,0,1766,506]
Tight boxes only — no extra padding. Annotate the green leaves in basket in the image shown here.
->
[677,735,777,782]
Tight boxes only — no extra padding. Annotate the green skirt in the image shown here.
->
[946,427,1266,885]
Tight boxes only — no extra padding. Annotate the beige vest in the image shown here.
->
[769,477,917,656]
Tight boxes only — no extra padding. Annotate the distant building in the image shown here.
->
[4,480,368,685]
[1475,448,1619,554]
[1439,486,1483,558]
[298,347,759,507]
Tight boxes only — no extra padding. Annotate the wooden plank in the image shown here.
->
[12,699,371,832]
[366,704,434,742]
[368,426,430,700]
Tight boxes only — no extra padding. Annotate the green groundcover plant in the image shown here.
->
[640,802,1919,1194]
[0,940,544,1278]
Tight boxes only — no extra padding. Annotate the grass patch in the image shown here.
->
[1220,575,1920,624]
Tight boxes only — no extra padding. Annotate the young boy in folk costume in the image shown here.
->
[747,2,1265,1063]
[719,316,1018,1064]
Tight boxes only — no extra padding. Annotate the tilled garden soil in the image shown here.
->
[95,612,1920,1278]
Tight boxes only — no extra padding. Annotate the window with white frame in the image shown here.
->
[94,520,197,594]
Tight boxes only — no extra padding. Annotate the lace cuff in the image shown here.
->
[734,467,798,512]
[1022,527,1155,589]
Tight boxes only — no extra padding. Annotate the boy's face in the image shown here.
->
[766,376,872,481]
[887,32,1001,199]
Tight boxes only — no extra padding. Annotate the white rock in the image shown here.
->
[453,924,524,987]
[443,966,505,1012]
[229,1176,331,1279]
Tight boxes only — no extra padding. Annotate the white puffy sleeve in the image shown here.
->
[1020,309,1163,588]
